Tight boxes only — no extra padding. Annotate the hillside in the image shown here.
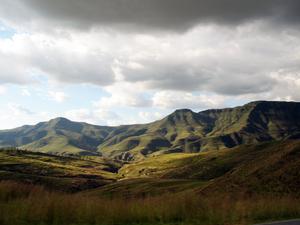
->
[0,101,300,160]
[103,101,300,161]
[0,148,121,192]
[95,139,300,197]
[0,118,113,155]
[1,140,299,197]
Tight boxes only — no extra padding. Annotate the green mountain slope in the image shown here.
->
[98,101,300,160]
[0,101,300,159]
[0,117,113,155]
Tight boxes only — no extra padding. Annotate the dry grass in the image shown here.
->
[0,181,300,225]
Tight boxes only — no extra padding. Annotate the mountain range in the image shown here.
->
[0,101,300,161]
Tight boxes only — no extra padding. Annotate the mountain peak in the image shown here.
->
[173,109,194,114]
[48,117,76,129]
[246,100,297,106]
[168,109,197,121]
[163,108,200,126]
[49,117,70,122]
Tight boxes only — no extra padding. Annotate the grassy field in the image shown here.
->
[0,181,300,225]
[84,178,206,198]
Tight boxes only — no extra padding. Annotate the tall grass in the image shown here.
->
[0,181,299,225]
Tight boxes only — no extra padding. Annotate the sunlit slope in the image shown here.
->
[0,149,121,191]
[119,140,300,195]
[0,117,113,155]
[200,140,300,195]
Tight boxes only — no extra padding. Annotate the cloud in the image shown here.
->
[8,103,34,116]
[0,32,116,86]
[117,23,300,96]
[94,81,151,109]
[48,91,68,103]
[64,108,125,126]
[269,72,300,101]
[0,54,35,85]
[64,107,166,126]
[1,0,300,32]
[0,86,6,95]
[138,111,164,123]
[0,103,55,129]
[0,21,300,101]
[152,91,226,110]
[21,88,31,96]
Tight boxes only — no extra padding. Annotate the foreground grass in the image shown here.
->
[0,181,300,225]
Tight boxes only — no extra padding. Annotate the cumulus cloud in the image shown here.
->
[152,91,226,110]
[94,81,151,109]
[0,103,55,129]
[138,111,164,123]
[269,72,300,101]
[64,108,162,126]
[0,20,300,103]
[48,91,68,103]
[8,103,34,116]
[64,108,121,125]
[1,21,299,102]
[0,86,6,95]
[21,88,31,96]
[0,54,35,85]
[117,23,300,97]
[0,33,115,86]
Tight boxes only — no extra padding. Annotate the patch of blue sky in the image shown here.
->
[0,83,108,116]
[110,105,170,125]
[64,84,108,108]
[0,22,16,39]
[223,98,250,108]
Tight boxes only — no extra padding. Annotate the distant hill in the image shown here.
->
[0,117,113,155]
[0,101,300,160]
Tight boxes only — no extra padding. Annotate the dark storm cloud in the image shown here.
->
[1,0,300,31]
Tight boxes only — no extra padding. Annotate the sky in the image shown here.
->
[0,0,300,129]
